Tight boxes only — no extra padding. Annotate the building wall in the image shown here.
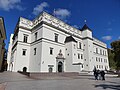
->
[0,18,6,71]
[40,41,65,72]
[0,41,3,70]
[12,28,31,72]
[10,12,110,72]
[29,41,42,72]
[93,44,109,70]
[7,34,13,71]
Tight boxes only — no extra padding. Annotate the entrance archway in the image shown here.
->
[58,61,63,72]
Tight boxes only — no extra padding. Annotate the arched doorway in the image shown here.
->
[58,61,63,72]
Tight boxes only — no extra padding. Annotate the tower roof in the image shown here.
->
[81,24,92,31]
[64,36,77,43]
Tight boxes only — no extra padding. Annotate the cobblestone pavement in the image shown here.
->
[0,72,120,90]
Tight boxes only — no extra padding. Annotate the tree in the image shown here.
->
[107,49,116,69]
[111,40,120,70]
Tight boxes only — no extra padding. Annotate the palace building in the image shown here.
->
[8,12,109,72]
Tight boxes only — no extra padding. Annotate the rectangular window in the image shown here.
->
[99,58,101,62]
[99,65,101,68]
[74,44,76,49]
[105,51,106,55]
[96,48,98,54]
[104,59,105,62]
[34,48,36,55]
[81,54,83,59]
[97,65,98,68]
[103,50,104,55]
[55,33,58,42]
[23,34,28,43]
[79,42,82,49]
[50,48,53,55]
[35,32,38,41]
[22,49,27,56]
[100,49,102,55]
[78,53,80,59]
[102,65,103,69]
[96,57,97,61]
[105,59,107,63]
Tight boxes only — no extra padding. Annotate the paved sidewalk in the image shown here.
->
[0,72,120,90]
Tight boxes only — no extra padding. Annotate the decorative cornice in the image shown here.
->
[19,17,33,29]
[16,12,107,49]
[19,12,82,38]
[93,37,106,47]
[82,37,93,40]
[93,43,107,49]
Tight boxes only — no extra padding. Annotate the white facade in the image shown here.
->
[7,34,13,71]
[8,12,109,72]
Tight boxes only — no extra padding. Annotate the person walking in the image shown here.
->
[93,69,98,80]
[97,70,101,80]
[100,70,105,80]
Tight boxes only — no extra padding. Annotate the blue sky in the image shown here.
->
[0,0,120,49]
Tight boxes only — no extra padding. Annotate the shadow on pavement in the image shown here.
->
[95,84,120,90]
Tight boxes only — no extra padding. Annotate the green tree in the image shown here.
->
[111,40,120,70]
[108,49,116,69]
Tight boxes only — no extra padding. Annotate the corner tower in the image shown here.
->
[81,24,95,71]
[65,36,80,72]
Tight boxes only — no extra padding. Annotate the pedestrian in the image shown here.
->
[100,70,105,80]
[98,70,101,80]
[93,69,98,80]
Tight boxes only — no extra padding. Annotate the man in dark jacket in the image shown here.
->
[93,70,98,80]
[100,70,105,80]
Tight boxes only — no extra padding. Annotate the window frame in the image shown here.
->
[22,49,27,56]
[50,47,53,55]
[34,48,36,55]
[78,53,80,59]
[54,33,58,42]
[35,32,38,41]
[23,34,28,43]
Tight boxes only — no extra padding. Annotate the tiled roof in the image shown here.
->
[64,36,77,43]
[81,24,92,31]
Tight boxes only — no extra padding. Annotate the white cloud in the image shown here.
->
[0,0,24,11]
[118,36,120,39]
[73,25,79,29]
[32,2,49,15]
[102,36,112,41]
[54,9,71,19]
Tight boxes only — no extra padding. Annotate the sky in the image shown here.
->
[0,0,120,49]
